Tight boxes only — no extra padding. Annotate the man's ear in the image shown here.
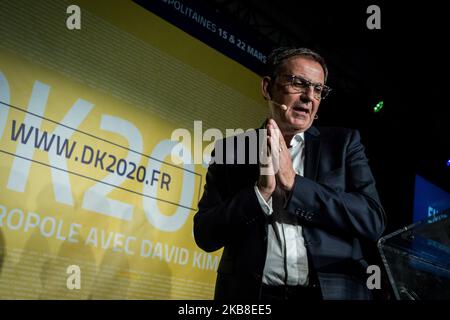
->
[261,76,271,100]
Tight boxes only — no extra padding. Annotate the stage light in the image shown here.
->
[373,101,384,113]
[447,159,450,167]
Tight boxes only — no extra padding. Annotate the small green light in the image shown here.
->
[373,101,384,113]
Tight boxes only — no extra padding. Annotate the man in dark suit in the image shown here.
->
[193,47,386,300]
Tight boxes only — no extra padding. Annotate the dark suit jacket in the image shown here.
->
[193,126,386,300]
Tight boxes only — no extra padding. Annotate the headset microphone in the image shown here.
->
[270,100,288,111]
[265,95,288,110]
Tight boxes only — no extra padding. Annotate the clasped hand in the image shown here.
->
[257,119,295,202]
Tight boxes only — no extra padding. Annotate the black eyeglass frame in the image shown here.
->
[278,74,332,100]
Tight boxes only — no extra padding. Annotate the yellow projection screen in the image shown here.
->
[0,0,266,299]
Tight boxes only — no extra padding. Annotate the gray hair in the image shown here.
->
[265,47,328,83]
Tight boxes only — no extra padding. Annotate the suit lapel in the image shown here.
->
[304,126,321,181]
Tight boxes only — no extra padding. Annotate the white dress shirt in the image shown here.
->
[254,132,309,286]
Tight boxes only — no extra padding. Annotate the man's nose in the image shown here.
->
[300,86,314,102]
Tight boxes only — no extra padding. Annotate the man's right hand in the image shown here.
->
[257,121,278,202]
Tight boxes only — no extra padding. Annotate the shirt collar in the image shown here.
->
[289,132,304,148]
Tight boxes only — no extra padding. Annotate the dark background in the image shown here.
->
[205,0,449,232]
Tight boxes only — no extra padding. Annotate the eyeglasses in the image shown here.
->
[279,74,332,100]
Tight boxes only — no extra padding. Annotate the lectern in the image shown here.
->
[378,210,450,299]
